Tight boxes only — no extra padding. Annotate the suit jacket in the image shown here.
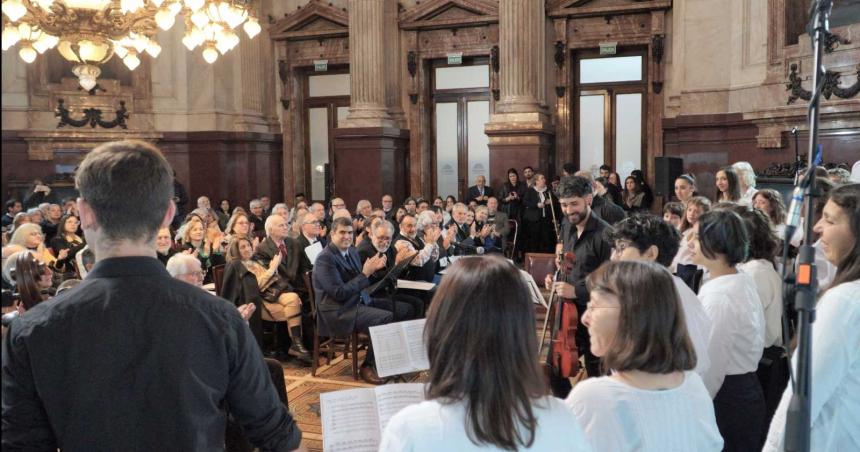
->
[467,185,494,205]
[312,245,370,337]
[488,210,510,249]
[522,187,560,223]
[253,236,302,291]
[592,195,626,225]
[296,234,325,278]
[357,239,396,284]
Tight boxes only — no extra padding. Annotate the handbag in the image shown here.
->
[260,272,292,303]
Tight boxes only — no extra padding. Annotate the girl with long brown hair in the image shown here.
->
[380,255,590,451]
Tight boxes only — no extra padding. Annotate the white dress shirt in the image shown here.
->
[380,397,592,452]
[673,276,712,378]
[698,272,765,397]
[670,228,697,272]
[738,259,784,347]
[763,280,860,451]
[739,186,758,206]
[565,372,723,452]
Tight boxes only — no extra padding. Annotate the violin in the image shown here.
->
[538,249,579,379]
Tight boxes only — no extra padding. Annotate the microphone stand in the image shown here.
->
[782,2,830,451]
[792,127,801,185]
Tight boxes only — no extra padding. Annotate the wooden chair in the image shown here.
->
[524,252,557,286]
[505,219,518,259]
[303,271,361,379]
[211,264,225,296]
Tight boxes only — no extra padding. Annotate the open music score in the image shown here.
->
[320,383,424,452]
[369,319,430,378]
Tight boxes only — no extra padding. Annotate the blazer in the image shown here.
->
[220,259,264,347]
[312,244,370,337]
[357,239,396,284]
[467,185,494,205]
[523,187,560,223]
[592,195,626,225]
[253,236,302,291]
[296,234,325,278]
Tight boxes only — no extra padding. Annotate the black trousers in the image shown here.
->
[757,345,789,424]
[225,358,288,452]
[714,372,766,452]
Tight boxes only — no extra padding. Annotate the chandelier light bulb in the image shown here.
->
[18,44,37,63]
[1,23,21,50]
[64,0,111,10]
[2,0,27,22]
[202,44,218,63]
[122,51,140,70]
[181,33,198,50]
[113,42,129,59]
[214,37,230,54]
[191,9,209,29]
[72,63,100,91]
[155,7,176,30]
[151,0,164,6]
[78,39,97,61]
[167,0,181,14]
[120,0,144,13]
[145,40,161,57]
[243,17,260,39]
[17,22,32,38]
[131,33,148,53]
[184,0,204,12]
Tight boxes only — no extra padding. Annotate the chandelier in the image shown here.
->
[1,0,261,90]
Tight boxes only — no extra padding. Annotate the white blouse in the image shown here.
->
[673,276,712,378]
[380,397,592,452]
[565,372,723,452]
[698,272,765,397]
[738,259,784,347]
[763,280,860,452]
[670,228,697,272]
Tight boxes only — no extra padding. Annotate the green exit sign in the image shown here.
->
[447,52,463,65]
[314,59,328,71]
[599,42,617,55]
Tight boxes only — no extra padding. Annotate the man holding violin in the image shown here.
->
[544,175,612,397]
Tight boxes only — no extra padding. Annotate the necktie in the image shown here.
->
[278,243,287,260]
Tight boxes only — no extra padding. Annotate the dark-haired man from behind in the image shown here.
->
[604,213,712,380]
[2,199,22,228]
[543,175,612,397]
[1,140,301,450]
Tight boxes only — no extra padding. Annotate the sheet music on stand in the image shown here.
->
[519,270,547,309]
[304,241,324,265]
[369,318,430,378]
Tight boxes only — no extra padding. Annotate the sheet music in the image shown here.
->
[373,383,424,434]
[370,319,429,377]
[321,384,424,451]
[305,241,324,265]
[519,270,547,308]
[396,279,436,291]
[320,388,381,452]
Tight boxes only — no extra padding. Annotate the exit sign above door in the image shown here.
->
[599,42,617,55]
[447,52,463,65]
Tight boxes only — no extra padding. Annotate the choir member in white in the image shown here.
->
[690,209,766,451]
[764,183,860,451]
[564,260,722,452]
[380,255,591,452]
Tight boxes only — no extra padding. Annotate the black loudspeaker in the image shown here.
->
[654,157,683,198]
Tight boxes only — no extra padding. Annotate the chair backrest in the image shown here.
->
[211,264,226,296]
[505,219,518,258]
[302,270,317,317]
[524,252,556,284]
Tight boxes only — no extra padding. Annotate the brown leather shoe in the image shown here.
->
[359,365,386,385]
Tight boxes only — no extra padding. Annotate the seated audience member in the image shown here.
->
[39,204,63,244]
[155,227,177,265]
[565,261,723,452]
[254,215,304,300]
[622,176,647,213]
[416,199,431,215]
[26,207,44,225]
[313,217,411,384]
[471,206,498,252]
[1,140,301,450]
[663,202,684,229]
[714,166,742,203]
[723,205,785,422]
[2,199,23,228]
[630,170,655,210]
[826,167,851,185]
[296,211,324,276]
[49,214,86,279]
[671,196,711,287]
[674,174,699,204]
[216,199,231,230]
[732,161,758,206]
[8,223,60,276]
[381,194,395,220]
[380,255,591,452]
[395,211,443,283]
[247,199,266,238]
[764,183,860,452]
[394,206,408,226]
[222,237,309,359]
[357,218,423,318]
[522,174,559,253]
[690,209,766,451]
[607,172,622,191]
[598,175,624,207]
[179,217,225,284]
[485,197,510,247]
[403,197,417,215]
[467,175,494,206]
[605,214,711,379]
[289,207,310,239]
[445,204,476,255]
[5,212,32,242]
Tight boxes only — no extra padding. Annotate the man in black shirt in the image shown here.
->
[1,140,301,451]
[544,175,612,397]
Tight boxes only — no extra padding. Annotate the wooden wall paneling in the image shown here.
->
[554,18,573,171]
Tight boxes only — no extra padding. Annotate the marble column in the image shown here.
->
[333,0,409,207]
[486,0,554,188]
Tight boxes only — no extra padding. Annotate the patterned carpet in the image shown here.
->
[283,303,581,452]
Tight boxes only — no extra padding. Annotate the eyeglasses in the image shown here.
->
[179,270,207,279]
[611,241,634,254]
[585,302,619,312]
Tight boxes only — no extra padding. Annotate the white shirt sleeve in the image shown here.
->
[700,292,733,397]
[379,410,415,452]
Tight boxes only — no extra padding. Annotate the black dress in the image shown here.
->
[220,259,264,351]
[498,182,527,223]
[522,187,560,253]
[49,235,86,281]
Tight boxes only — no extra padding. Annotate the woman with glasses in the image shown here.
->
[380,255,590,451]
[179,217,225,285]
[8,223,61,280]
[565,260,722,452]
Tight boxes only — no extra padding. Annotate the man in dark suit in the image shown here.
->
[443,204,475,255]
[486,196,510,251]
[313,217,410,384]
[248,199,266,239]
[295,211,326,277]
[358,218,423,318]
[467,175,494,206]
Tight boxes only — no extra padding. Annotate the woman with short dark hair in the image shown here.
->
[690,209,766,451]
[380,255,590,451]
[565,260,722,452]
[764,184,860,451]
[499,168,527,222]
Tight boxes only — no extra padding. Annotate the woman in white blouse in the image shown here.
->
[690,209,766,451]
[764,183,860,451]
[564,260,722,452]
[380,255,591,452]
